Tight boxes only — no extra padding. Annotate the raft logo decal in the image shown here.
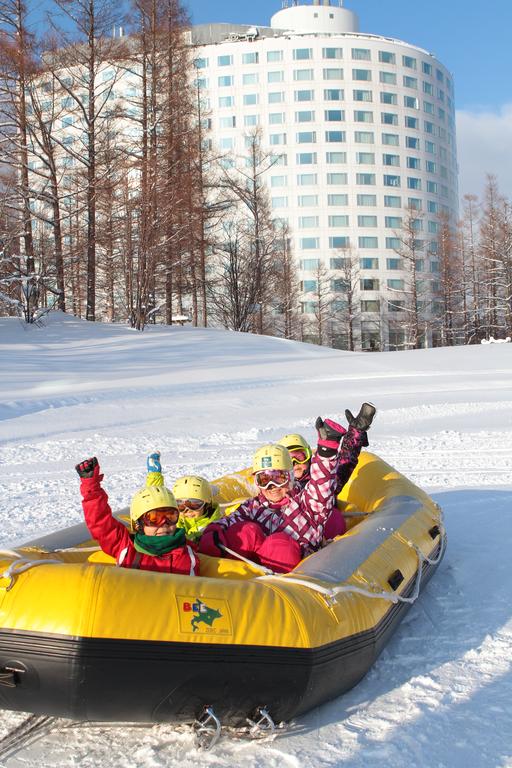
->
[176,596,233,636]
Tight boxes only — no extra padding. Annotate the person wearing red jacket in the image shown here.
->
[76,457,199,576]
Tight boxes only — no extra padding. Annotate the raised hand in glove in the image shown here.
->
[315,416,347,457]
[345,402,376,432]
[75,456,99,479]
[147,452,161,473]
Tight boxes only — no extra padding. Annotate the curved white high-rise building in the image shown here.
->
[191,1,458,350]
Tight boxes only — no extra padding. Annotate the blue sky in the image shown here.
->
[186,0,511,112]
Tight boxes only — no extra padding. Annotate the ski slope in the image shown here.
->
[0,312,511,767]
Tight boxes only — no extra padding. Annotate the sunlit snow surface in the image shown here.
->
[0,311,511,767]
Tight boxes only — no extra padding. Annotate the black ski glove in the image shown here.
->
[345,403,376,432]
[315,416,347,457]
[75,457,99,479]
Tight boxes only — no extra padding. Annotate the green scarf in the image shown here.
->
[134,528,186,557]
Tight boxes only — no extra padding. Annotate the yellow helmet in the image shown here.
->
[172,475,213,505]
[277,433,312,461]
[252,443,293,473]
[129,485,177,531]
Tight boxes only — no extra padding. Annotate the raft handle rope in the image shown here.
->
[0,557,63,592]
[259,518,447,608]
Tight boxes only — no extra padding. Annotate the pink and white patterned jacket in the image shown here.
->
[213,450,339,556]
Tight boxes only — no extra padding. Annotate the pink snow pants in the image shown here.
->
[223,521,301,573]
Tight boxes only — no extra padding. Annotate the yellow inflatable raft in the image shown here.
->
[0,452,445,724]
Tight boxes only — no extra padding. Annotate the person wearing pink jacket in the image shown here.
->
[199,404,375,573]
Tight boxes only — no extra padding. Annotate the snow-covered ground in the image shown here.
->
[0,311,511,767]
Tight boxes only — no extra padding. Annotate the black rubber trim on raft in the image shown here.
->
[0,538,443,724]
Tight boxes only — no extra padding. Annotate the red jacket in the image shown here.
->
[80,475,199,576]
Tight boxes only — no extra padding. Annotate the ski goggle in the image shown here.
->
[176,498,206,513]
[289,449,310,466]
[141,509,179,527]
[254,469,291,489]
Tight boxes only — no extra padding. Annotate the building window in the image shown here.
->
[408,198,422,210]
[385,216,402,228]
[219,137,234,149]
[424,81,434,95]
[242,52,259,64]
[294,48,313,60]
[243,94,258,106]
[422,61,433,75]
[327,172,348,184]
[295,111,315,122]
[325,131,346,142]
[358,215,377,227]
[353,69,371,81]
[244,115,258,126]
[379,51,396,64]
[332,279,348,292]
[359,259,378,271]
[361,278,380,290]
[268,91,285,103]
[407,157,421,169]
[297,173,318,185]
[427,200,438,213]
[406,136,420,149]
[297,152,317,164]
[323,68,344,80]
[331,258,348,269]
[387,258,402,270]
[326,151,347,163]
[424,100,435,114]
[301,280,318,292]
[297,131,316,143]
[424,121,435,134]
[194,57,208,68]
[299,216,319,228]
[384,195,401,207]
[329,236,350,248]
[404,95,419,109]
[403,76,418,89]
[300,237,320,249]
[328,194,348,205]
[357,194,377,206]
[300,258,320,270]
[384,174,401,187]
[325,110,345,121]
[295,89,314,101]
[301,301,318,314]
[324,88,344,101]
[354,89,373,102]
[361,300,380,313]
[329,215,349,226]
[298,194,319,207]
[217,55,233,66]
[383,153,400,166]
[356,173,376,185]
[403,55,417,69]
[380,92,397,105]
[271,196,288,209]
[356,152,375,164]
[405,116,419,129]
[359,236,378,248]
[380,71,397,85]
[354,110,373,123]
[219,96,234,108]
[382,112,398,125]
[387,300,405,312]
[270,175,287,187]
[218,75,233,87]
[323,47,343,59]
[386,237,401,249]
[408,177,422,190]
[352,48,371,60]
[354,131,374,144]
[294,68,314,81]
[382,133,399,145]
[270,133,287,145]
[242,72,258,85]
[269,112,285,125]
[267,50,283,62]
[268,70,284,83]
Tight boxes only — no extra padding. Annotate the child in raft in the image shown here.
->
[145,452,222,542]
[277,403,376,539]
[198,403,375,573]
[75,457,199,575]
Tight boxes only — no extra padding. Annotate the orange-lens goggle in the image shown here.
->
[289,449,310,465]
[141,509,179,526]
[255,469,291,489]
[176,498,206,513]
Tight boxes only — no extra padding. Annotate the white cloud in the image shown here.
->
[456,105,512,201]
